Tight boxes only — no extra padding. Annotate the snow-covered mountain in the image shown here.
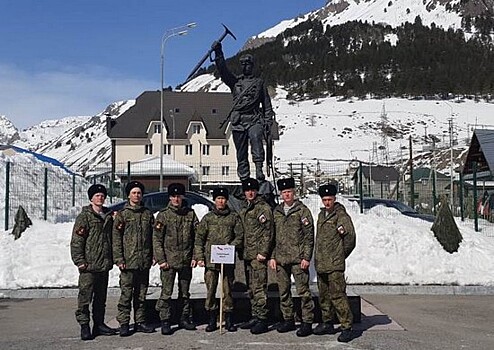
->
[0,100,134,175]
[0,115,19,144]
[244,0,491,49]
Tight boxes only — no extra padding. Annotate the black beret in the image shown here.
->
[277,177,295,191]
[318,184,337,197]
[88,184,107,200]
[125,181,145,196]
[242,177,259,191]
[168,183,185,196]
[212,187,229,200]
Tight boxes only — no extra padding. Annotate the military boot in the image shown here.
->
[239,317,258,329]
[135,322,155,333]
[205,311,218,332]
[119,323,131,337]
[276,319,296,333]
[313,322,335,335]
[161,320,172,335]
[255,162,265,181]
[250,319,268,335]
[92,323,118,337]
[296,322,313,337]
[224,312,237,332]
[180,316,197,331]
[337,328,354,343]
[80,324,93,341]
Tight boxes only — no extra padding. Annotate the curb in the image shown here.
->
[2,284,494,299]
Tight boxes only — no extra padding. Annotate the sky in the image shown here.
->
[0,0,325,129]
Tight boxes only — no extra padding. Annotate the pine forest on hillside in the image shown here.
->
[202,16,494,100]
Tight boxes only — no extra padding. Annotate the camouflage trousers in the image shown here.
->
[155,267,192,321]
[75,271,109,325]
[276,263,314,323]
[244,259,268,320]
[204,265,235,312]
[317,271,353,329]
[116,269,150,325]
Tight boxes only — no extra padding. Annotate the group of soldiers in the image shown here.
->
[70,177,356,343]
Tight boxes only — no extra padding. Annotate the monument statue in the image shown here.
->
[211,41,275,182]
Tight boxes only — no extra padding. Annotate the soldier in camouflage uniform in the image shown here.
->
[238,178,274,335]
[195,187,244,332]
[71,184,117,340]
[113,181,155,336]
[212,41,275,181]
[269,177,315,337]
[314,184,356,343]
[153,183,199,335]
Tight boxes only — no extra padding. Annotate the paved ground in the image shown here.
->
[1,294,493,350]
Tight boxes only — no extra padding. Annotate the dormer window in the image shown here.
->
[193,125,201,134]
[174,108,180,113]
[154,124,161,134]
[212,108,218,114]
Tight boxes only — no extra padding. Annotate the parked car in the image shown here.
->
[348,197,436,223]
[108,191,214,213]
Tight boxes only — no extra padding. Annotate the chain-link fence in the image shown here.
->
[1,161,91,231]
[3,156,491,236]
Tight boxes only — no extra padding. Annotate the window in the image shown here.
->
[222,166,229,176]
[163,144,171,155]
[202,166,210,176]
[185,144,193,155]
[145,144,153,155]
[212,108,218,114]
[421,179,428,186]
[193,125,201,134]
[154,124,161,134]
[174,108,180,113]
[202,144,210,155]
[222,144,229,156]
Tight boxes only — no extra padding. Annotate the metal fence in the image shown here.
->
[3,157,492,236]
[2,161,91,230]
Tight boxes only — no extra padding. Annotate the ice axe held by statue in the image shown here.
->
[184,24,236,83]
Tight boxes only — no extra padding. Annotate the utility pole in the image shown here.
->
[449,117,454,209]
[409,136,414,209]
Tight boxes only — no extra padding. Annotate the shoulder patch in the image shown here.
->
[76,227,87,237]
[155,221,164,230]
[258,213,267,224]
[301,217,310,226]
[337,225,346,235]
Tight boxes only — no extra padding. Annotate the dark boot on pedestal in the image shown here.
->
[161,320,172,335]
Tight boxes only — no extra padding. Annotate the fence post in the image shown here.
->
[5,162,10,231]
[300,163,304,197]
[409,136,415,208]
[359,161,363,214]
[44,167,48,221]
[289,163,293,178]
[127,161,131,183]
[396,175,400,201]
[432,168,437,216]
[72,174,76,207]
[473,161,478,232]
[459,172,464,221]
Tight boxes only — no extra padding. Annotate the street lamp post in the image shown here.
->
[159,22,196,192]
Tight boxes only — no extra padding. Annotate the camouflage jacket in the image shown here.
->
[153,202,198,269]
[70,205,114,272]
[238,196,274,261]
[194,205,244,269]
[314,202,356,274]
[112,202,154,270]
[272,200,314,265]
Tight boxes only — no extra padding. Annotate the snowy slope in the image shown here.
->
[254,0,463,41]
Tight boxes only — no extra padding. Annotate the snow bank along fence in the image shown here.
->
[2,161,91,231]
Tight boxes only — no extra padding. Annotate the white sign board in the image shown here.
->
[211,245,235,264]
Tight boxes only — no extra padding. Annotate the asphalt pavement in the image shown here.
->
[1,288,493,350]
